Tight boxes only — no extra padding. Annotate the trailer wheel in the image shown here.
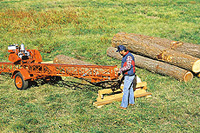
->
[14,72,29,90]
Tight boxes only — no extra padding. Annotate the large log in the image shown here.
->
[107,47,193,82]
[112,32,200,73]
[53,55,93,65]
[124,33,200,58]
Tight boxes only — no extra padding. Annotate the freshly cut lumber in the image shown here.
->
[125,33,200,58]
[93,93,123,107]
[107,47,193,82]
[93,90,152,108]
[98,82,147,99]
[94,74,151,108]
[112,32,200,73]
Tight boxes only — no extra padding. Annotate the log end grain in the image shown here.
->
[198,73,200,78]
[192,59,200,73]
[183,71,193,82]
[106,47,122,60]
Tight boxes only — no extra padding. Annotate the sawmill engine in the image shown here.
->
[8,44,42,64]
[8,44,30,60]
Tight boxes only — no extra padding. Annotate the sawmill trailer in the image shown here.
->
[0,44,119,90]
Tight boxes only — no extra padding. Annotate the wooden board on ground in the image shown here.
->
[93,82,152,108]
[93,89,152,108]
[97,82,147,99]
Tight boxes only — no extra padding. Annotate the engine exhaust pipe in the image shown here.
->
[20,44,25,52]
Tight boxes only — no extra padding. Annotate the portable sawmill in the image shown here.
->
[0,44,119,90]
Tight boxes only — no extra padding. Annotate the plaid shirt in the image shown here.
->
[119,56,132,74]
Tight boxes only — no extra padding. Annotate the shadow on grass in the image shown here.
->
[0,73,120,91]
[28,77,121,91]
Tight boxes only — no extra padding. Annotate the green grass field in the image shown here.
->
[0,0,200,132]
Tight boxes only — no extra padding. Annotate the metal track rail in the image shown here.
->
[0,62,118,82]
[0,62,18,73]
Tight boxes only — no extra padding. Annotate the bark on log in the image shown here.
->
[107,47,193,82]
[53,55,93,65]
[124,33,200,58]
[112,32,200,73]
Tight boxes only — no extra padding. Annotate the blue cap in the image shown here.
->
[116,45,126,52]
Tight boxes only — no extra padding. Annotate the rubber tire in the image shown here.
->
[14,72,29,90]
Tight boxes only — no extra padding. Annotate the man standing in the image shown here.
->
[115,45,136,110]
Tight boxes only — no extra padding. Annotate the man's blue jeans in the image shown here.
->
[121,75,135,108]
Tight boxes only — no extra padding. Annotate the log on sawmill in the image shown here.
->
[112,32,200,73]
[107,47,193,82]
[53,55,120,88]
[124,33,200,58]
[53,55,93,65]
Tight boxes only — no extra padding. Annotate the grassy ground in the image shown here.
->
[0,0,200,132]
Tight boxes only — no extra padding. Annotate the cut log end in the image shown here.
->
[183,71,193,82]
[192,59,200,73]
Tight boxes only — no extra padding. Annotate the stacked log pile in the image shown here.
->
[107,47,193,82]
[122,33,200,58]
[109,32,200,82]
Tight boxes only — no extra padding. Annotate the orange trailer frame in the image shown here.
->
[1,44,119,90]
[0,62,118,90]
